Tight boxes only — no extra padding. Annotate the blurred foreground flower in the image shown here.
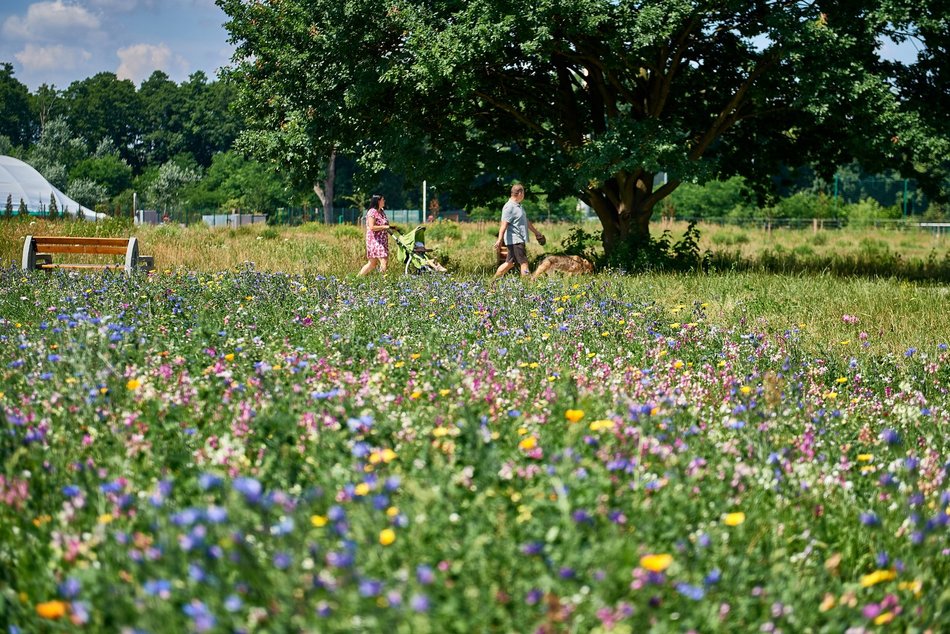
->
[640,554,673,573]
[36,600,68,619]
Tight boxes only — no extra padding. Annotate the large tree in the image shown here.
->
[218,0,945,259]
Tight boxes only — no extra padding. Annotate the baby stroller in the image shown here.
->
[390,226,448,274]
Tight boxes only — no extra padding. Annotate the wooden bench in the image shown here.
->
[22,235,154,274]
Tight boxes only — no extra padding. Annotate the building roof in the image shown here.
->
[0,155,104,219]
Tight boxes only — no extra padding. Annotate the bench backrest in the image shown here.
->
[23,235,142,274]
[32,236,132,255]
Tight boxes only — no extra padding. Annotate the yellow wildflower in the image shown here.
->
[640,554,673,573]
[354,483,371,496]
[739,385,752,395]
[311,515,328,528]
[224,353,235,362]
[518,436,538,451]
[589,420,614,432]
[36,601,68,619]
[819,593,836,612]
[723,512,746,526]
[859,569,896,587]
[565,409,585,423]
[856,454,873,462]
[874,612,895,625]
[379,528,396,546]
[126,378,142,391]
[98,513,114,524]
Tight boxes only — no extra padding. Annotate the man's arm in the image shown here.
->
[495,220,509,247]
[526,219,542,238]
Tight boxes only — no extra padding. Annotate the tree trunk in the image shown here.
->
[312,148,337,224]
[585,170,677,262]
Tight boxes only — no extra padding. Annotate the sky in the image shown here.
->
[1,0,234,91]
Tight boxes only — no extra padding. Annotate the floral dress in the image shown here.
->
[365,208,389,259]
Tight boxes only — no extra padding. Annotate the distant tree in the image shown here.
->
[28,117,87,190]
[67,178,109,211]
[0,63,33,147]
[179,72,242,168]
[70,155,133,198]
[18,198,28,216]
[63,72,142,165]
[5,194,13,218]
[148,161,201,213]
[48,193,59,219]
[31,83,62,137]
[138,70,187,168]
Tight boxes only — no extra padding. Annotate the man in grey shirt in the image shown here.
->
[493,183,544,278]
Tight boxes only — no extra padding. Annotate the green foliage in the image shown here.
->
[69,155,133,197]
[667,176,755,219]
[843,198,902,223]
[772,192,835,219]
[219,0,946,263]
[0,63,32,147]
[423,221,461,241]
[4,194,12,219]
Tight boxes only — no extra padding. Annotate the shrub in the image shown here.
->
[424,221,462,241]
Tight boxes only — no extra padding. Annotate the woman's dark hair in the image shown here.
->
[369,195,383,210]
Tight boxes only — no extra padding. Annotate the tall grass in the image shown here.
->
[2,217,947,281]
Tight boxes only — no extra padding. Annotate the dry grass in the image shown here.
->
[2,217,947,277]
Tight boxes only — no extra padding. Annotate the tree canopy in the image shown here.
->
[219,0,947,261]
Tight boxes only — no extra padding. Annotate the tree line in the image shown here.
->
[0,64,405,217]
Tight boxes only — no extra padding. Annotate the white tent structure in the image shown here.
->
[0,155,106,220]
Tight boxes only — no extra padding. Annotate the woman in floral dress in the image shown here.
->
[358,195,391,275]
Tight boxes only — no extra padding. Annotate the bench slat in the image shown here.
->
[39,263,125,270]
[33,236,131,247]
[37,246,129,255]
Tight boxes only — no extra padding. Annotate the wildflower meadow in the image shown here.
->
[1,266,949,632]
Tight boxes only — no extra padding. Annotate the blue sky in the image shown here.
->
[1,0,234,90]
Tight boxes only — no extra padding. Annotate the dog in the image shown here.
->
[531,255,594,280]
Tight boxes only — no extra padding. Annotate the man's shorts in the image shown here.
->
[505,242,529,265]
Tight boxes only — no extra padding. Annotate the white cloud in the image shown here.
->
[116,43,189,84]
[2,1,101,42]
[14,43,93,70]
[88,0,158,10]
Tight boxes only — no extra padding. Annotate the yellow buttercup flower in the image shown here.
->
[565,409,585,423]
[354,483,371,496]
[224,353,235,362]
[589,420,614,432]
[860,569,897,587]
[856,454,873,462]
[640,554,673,573]
[723,512,746,526]
[98,513,114,524]
[311,515,328,528]
[410,390,422,399]
[518,436,538,451]
[379,528,396,546]
[36,601,68,619]
[739,385,752,395]
[126,378,142,391]
[874,612,895,625]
